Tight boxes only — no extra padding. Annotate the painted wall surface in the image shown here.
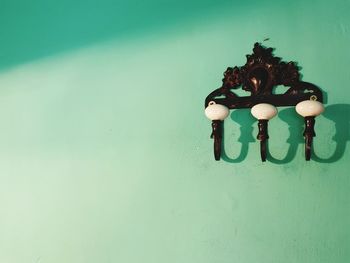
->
[0,0,349,262]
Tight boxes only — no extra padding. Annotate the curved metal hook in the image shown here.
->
[257,120,269,162]
[303,116,316,161]
[305,136,313,161]
[211,120,223,161]
[260,140,267,162]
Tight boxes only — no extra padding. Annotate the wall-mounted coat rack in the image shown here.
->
[204,43,325,162]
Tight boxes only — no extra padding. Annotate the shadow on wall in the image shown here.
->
[221,104,350,164]
[0,0,235,72]
[221,109,255,163]
[310,104,350,163]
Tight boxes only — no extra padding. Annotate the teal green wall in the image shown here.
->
[0,0,349,262]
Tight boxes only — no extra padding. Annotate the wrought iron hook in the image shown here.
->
[303,116,316,161]
[257,120,269,162]
[211,120,223,161]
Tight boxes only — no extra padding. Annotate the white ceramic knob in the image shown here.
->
[295,100,324,117]
[205,101,229,121]
[251,103,278,120]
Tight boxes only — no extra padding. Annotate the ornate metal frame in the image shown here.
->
[205,43,324,162]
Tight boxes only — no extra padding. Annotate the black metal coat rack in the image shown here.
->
[204,43,324,162]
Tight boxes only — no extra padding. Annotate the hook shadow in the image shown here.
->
[311,104,350,163]
[266,107,304,164]
[221,109,255,163]
[267,104,350,163]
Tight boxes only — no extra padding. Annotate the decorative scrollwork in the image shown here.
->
[205,42,323,108]
[224,42,301,96]
[222,67,241,89]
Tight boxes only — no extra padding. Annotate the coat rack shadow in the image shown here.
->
[220,104,349,164]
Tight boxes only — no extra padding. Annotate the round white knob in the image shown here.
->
[251,103,278,120]
[295,100,324,117]
[205,101,229,121]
